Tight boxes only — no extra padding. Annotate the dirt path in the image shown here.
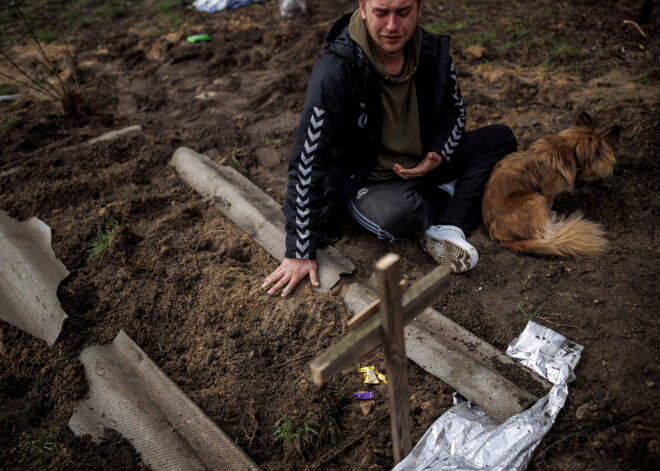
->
[1,1,659,470]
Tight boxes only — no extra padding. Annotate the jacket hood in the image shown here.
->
[324,12,451,69]
[323,13,364,64]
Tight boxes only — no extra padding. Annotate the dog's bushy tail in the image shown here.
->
[504,211,608,258]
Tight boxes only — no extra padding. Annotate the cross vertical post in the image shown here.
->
[375,253,411,463]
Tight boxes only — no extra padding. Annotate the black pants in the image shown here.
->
[347,124,517,241]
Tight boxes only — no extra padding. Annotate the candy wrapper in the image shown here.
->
[359,366,380,384]
[354,391,375,400]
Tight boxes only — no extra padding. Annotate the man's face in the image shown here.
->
[359,0,423,58]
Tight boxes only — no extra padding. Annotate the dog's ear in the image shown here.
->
[576,112,594,129]
[602,125,621,148]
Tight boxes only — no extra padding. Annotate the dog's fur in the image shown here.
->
[482,112,620,258]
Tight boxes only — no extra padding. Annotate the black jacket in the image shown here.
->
[283,13,466,260]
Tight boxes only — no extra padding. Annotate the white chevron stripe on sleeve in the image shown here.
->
[298,164,312,176]
[308,128,321,141]
[300,153,314,165]
[311,115,324,128]
[292,106,326,258]
[304,141,318,153]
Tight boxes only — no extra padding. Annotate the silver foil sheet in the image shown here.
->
[394,321,583,471]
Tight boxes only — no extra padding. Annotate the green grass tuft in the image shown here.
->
[272,411,338,459]
[0,114,22,136]
[0,82,18,95]
[515,303,544,322]
[16,425,61,468]
[153,0,187,26]
[87,220,120,260]
[637,72,650,85]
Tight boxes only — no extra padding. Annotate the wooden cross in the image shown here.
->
[310,253,451,464]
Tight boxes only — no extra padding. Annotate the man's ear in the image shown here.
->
[418,0,424,17]
[359,0,366,20]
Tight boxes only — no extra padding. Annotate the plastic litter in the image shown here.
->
[354,391,375,400]
[359,366,380,384]
[187,34,212,43]
[192,0,263,13]
[394,321,584,471]
[279,0,306,17]
[0,94,22,102]
[377,372,388,384]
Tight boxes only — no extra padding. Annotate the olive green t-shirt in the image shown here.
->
[348,9,423,181]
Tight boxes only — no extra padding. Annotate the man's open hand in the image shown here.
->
[262,258,319,297]
[393,151,442,179]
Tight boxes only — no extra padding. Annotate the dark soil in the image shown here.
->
[1,1,659,470]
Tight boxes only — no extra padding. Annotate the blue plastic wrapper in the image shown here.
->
[192,0,264,13]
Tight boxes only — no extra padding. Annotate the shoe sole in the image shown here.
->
[424,237,477,273]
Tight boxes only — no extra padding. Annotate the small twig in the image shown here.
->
[538,317,578,329]
[15,0,70,91]
[194,229,225,275]
[241,399,260,447]
[275,343,295,363]
[623,19,648,38]
[312,415,388,469]
[268,343,297,369]
[0,55,61,99]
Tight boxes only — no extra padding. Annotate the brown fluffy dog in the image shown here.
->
[482,112,620,258]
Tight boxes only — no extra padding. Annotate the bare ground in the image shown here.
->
[1,0,659,470]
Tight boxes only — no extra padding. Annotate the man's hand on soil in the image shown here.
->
[393,151,442,179]
[262,258,319,297]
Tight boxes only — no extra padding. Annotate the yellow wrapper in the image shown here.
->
[359,366,380,384]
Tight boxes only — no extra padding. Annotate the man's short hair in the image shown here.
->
[362,0,423,4]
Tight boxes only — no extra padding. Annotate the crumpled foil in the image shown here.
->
[394,321,583,471]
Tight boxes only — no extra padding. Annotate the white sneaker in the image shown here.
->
[423,225,478,273]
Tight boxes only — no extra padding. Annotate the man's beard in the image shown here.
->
[376,36,406,56]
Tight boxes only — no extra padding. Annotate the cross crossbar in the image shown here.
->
[309,262,451,386]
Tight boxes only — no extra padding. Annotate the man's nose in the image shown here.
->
[385,13,399,32]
